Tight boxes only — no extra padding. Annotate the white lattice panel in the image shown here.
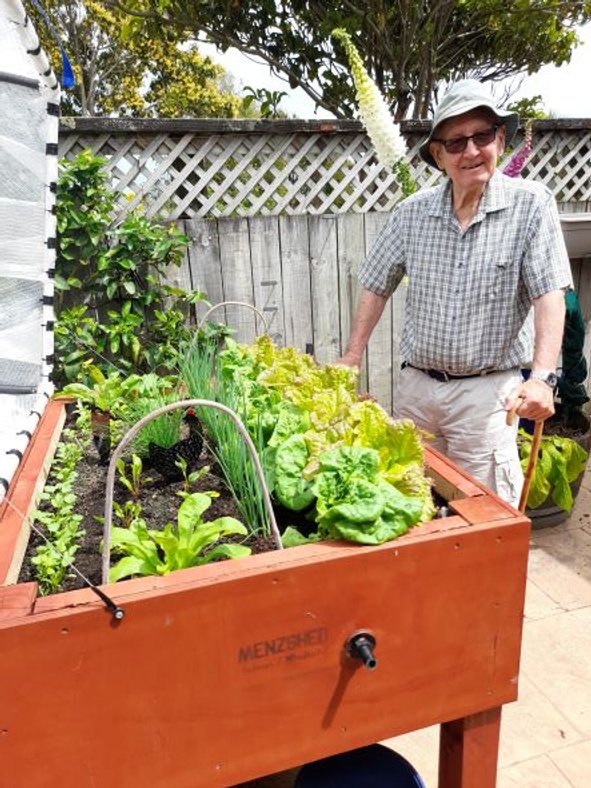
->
[58,120,591,220]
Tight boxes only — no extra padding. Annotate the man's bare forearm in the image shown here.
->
[506,289,566,421]
[532,289,566,371]
[340,288,389,367]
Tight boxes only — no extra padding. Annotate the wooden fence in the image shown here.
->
[59,118,591,410]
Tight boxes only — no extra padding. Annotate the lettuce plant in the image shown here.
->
[109,492,250,581]
[212,336,435,544]
[311,446,424,544]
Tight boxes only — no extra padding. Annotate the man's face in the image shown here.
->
[428,109,506,191]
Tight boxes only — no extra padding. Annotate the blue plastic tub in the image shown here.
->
[294,744,426,787]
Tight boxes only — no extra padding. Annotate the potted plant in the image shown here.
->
[519,289,590,525]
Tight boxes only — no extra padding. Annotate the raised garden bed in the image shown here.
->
[0,399,531,788]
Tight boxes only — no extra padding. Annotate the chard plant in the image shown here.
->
[175,458,210,495]
[116,454,151,499]
[109,491,251,582]
[56,365,136,416]
[113,500,145,530]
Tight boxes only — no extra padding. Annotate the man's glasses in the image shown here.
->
[433,126,499,154]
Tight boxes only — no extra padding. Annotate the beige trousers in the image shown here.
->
[394,366,524,507]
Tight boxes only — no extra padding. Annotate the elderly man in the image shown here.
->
[340,79,572,505]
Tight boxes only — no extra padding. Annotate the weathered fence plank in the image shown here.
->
[184,219,225,323]
[216,217,257,343]
[248,216,285,343]
[278,215,313,353]
[336,213,368,388]
[309,215,340,364]
[364,213,393,412]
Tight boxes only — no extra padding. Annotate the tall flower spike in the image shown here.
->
[332,28,407,170]
[502,120,533,178]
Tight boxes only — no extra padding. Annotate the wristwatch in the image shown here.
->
[530,370,559,389]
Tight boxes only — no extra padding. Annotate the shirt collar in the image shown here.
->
[428,169,512,218]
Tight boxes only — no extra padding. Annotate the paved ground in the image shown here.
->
[237,465,591,788]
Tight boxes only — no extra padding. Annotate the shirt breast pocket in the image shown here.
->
[476,259,516,304]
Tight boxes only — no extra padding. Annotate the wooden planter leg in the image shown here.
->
[438,706,502,788]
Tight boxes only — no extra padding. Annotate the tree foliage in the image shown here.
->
[106,0,591,119]
[31,0,247,117]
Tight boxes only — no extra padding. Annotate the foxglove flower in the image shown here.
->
[332,28,407,169]
[502,120,533,178]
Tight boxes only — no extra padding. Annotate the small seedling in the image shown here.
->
[113,500,144,529]
[175,458,210,495]
[116,454,150,499]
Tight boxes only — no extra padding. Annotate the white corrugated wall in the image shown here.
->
[0,0,60,500]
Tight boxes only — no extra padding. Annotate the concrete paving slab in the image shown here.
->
[524,578,565,621]
[520,606,591,737]
[527,526,591,610]
[499,675,583,768]
[549,739,591,787]
[497,753,573,787]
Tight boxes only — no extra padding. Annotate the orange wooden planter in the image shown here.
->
[0,400,530,788]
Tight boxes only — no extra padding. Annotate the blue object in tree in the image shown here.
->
[30,0,76,88]
[60,47,75,88]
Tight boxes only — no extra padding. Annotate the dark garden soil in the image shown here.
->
[18,425,280,594]
[542,407,590,441]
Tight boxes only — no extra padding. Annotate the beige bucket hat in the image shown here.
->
[419,79,519,170]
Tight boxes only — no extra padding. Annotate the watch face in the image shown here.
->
[546,372,558,388]
[534,372,558,388]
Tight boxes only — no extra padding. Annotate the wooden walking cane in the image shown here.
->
[506,398,545,513]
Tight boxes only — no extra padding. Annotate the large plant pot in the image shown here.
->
[526,410,591,529]
[0,401,531,788]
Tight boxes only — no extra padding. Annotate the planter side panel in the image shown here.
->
[0,401,66,585]
[0,518,530,788]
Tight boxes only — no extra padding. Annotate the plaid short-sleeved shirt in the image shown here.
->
[359,170,572,374]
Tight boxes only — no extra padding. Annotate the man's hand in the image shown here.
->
[334,352,361,369]
[506,378,555,422]
[337,289,389,371]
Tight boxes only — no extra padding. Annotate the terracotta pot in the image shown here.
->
[0,402,531,788]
